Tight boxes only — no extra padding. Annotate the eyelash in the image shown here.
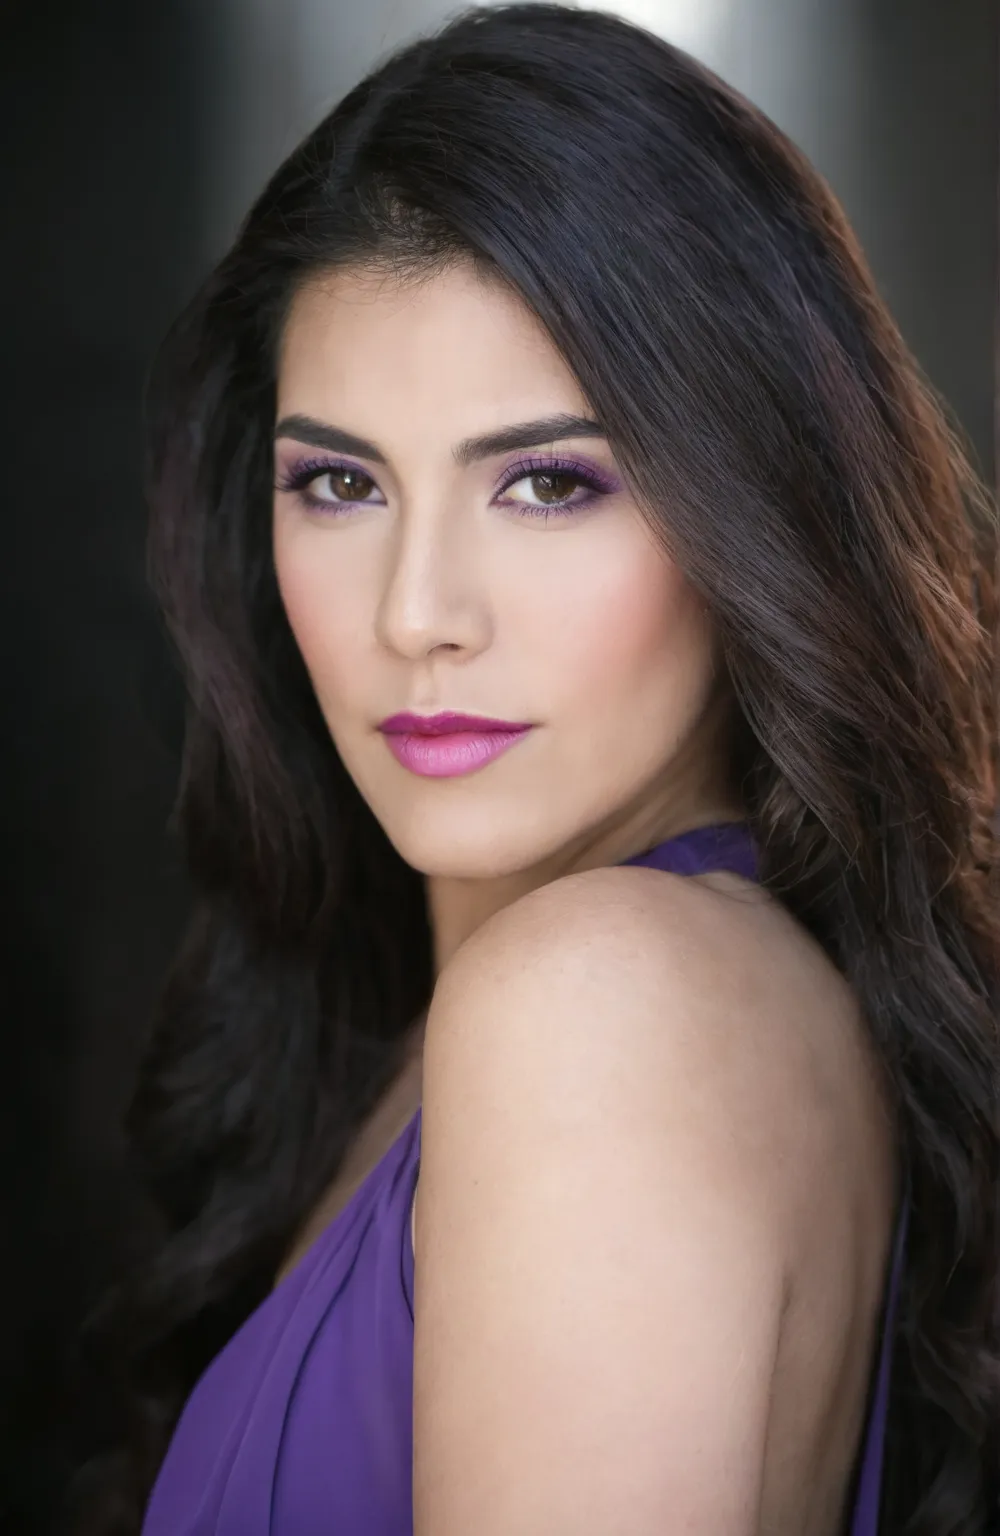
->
[273,453,617,522]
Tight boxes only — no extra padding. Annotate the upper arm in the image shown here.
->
[413,868,807,1536]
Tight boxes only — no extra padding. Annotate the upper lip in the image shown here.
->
[378,711,533,736]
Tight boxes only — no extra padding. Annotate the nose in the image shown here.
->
[373,501,492,663]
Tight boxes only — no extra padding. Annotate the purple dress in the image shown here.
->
[142,822,909,1536]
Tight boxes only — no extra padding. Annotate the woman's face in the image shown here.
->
[273,260,734,881]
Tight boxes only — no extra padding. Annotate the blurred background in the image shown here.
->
[1,1,996,1529]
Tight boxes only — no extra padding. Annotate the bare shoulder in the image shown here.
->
[436,858,831,1018]
[425,860,865,1191]
[413,865,888,1532]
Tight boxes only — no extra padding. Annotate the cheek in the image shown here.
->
[273,528,371,717]
[534,536,712,718]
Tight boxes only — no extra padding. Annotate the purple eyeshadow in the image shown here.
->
[274,447,622,520]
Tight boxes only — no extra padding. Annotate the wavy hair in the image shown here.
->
[73,6,998,1533]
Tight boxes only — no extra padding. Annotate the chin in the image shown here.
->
[371,791,565,881]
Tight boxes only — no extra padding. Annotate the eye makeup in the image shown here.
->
[492,453,622,518]
[274,453,385,512]
[273,448,622,521]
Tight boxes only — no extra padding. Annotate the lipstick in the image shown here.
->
[378,711,533,779]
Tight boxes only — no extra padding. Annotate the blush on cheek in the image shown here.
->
[563,547,705,693]
[566,570,718,789]
[273,551,315,657]
[273,543,356,708]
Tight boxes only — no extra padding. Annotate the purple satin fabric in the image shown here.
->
[142,821,907,1535]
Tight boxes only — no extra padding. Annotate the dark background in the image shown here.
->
[1,2,996,1531]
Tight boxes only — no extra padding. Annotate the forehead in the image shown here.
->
[276,260,587,422]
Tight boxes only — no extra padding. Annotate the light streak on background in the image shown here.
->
[571,0,732,59]
[200,0,987,476]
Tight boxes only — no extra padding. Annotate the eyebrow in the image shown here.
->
[273,412,606,467]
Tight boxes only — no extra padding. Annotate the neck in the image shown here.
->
[427,799,744,975]
[427,684,745,972]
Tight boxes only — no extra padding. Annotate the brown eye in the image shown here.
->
[319,467,375,502]
[503,471,585,507]
[529,472,579,503]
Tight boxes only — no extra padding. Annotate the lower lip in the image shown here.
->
[381,727,532,778]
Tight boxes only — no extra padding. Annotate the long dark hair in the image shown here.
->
[74,6,998,1533]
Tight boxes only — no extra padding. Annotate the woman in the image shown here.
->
[78,5,998,1534]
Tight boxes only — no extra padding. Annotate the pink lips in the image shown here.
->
[378,711,533,778]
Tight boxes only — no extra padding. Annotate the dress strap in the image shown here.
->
[622,820,758,882]
[849,1183,910,1534]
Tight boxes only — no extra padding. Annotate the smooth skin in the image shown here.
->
[271,260,899,1534]
[272,261,741,970]
[417,866,897,1535]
